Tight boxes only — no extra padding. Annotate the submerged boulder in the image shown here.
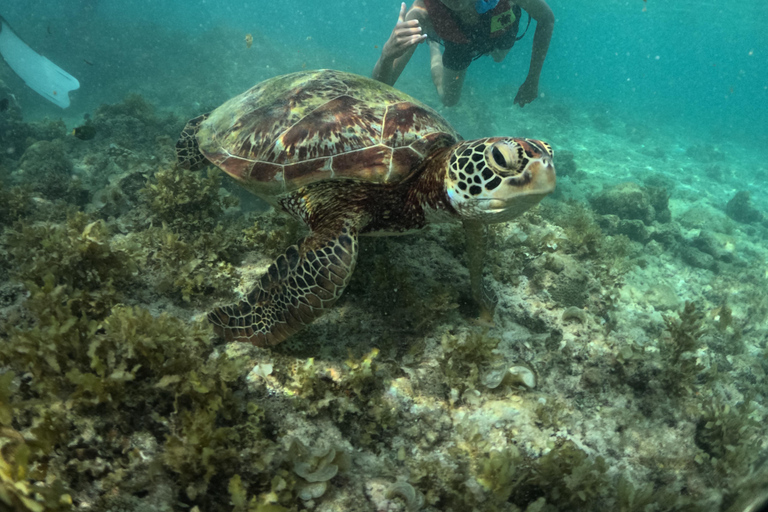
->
[590,182,670,226]
[725,190,764,225]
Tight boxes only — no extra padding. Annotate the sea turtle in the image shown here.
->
[176,69,555,347]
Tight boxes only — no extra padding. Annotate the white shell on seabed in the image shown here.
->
[481,362,537,389]
[507,365,537,389]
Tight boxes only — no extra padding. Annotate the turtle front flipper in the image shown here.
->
[463,219,498,325]
[175,113,210,171]
[209,221,359,346]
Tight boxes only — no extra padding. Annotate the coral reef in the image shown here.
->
[0,83,767,512]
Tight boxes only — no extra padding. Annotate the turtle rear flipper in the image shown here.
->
[175,113,210,171]
[209,221,359,346]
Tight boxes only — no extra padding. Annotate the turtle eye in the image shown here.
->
[492,147,506,167]
[487,140,523,175]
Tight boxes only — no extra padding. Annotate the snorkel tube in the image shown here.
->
[475,0,500,14]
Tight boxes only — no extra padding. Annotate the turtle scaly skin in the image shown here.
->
[176,70,555,346]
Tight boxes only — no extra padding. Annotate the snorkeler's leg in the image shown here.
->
[429,41,465,106]
[429,40,444,91]
[440,65,466,106]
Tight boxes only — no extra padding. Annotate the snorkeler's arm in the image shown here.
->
[512,0,553,105]
[516,0,553,83]
[372,2,429,85]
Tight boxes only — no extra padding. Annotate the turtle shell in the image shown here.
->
[195,69,460,197]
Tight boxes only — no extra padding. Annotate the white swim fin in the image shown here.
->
[0,15,80,108]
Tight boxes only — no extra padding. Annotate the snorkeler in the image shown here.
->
[372,0,553,107]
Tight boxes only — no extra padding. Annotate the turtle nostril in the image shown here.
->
[492,146,506,168]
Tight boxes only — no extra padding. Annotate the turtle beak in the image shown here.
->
[525,154,556,196]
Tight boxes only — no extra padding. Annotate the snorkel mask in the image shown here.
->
[475,0,500,14]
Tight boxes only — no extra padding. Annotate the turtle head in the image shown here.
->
[444,137,556,223]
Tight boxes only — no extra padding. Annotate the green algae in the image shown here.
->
[0,182,33,225]
[440,328,501,397]
[661,301,706,395]
[1,376,73,512]
[1,288,273,510]
[140,165,237,232]
[136,224,238,302]
[0,190,275,510]
[6,212,136,317]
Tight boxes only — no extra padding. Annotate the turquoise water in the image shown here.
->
[4,0,767,147]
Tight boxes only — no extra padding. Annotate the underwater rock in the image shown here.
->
[649,222,683,248]
[678,205,734,234]
[680,246,718,273]
[644,283,681,312]
[0,85,68,166]
[691,231,731,263]
[96,167,149,218]
[596,213,620,233]
[550,274,589,308]
[17,139,84,202]
[685,143,725,162]
[92,93,180,150]
[725,190,764,225]
[562,306,589,324]
[590,182,669,225]
[0,81,23,163]
[616,219,650,243]
[555,150,578,178]
[645,185,671,223]
[18,139,72,176]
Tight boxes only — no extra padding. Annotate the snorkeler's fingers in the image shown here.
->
[396,19,421,30]
[397,2,407,23]
[395,24,422,38]
[397,33,427,47]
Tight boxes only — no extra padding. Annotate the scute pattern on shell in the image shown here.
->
[195,69,459,196]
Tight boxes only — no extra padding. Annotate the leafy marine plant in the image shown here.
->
[694,396,762,478]
[140,165,237,232]
[0,209,266,509]
[136,165,242,302]
[2,292,271,510]
[0,428,74,512]
[5,211,136,318]
[137,224,237,302]
[0,182,32,225]
[0,374,74,512]
[660,301,706,394]
[513,440,609,509]
[475,447,524,503]
[440,328,501,398]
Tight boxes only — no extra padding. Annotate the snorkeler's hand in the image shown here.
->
[514,78,539,107]
[382,3,428,61]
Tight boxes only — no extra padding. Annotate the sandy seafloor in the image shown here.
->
[1,15,768,512]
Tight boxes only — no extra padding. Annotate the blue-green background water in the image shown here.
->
[3,0,767,149]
